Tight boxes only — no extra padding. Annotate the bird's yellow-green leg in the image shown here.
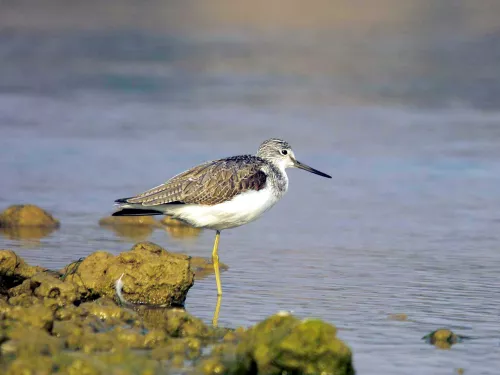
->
[212,230,222,296]
[212,294,222,327]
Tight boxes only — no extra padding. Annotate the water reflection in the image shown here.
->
[105,225,156,242]
[161,217,203,240]
[0,226,57,243]
[99,215,160,241]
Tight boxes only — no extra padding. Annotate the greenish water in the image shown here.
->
[1,2,500,374]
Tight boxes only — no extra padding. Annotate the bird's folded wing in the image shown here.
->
[125,157,267,206]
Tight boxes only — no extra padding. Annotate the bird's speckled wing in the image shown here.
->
[125,156,267,206]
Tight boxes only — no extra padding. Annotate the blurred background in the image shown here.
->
[1,1,500,374]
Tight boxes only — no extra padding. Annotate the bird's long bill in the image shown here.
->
[293,159,332,178]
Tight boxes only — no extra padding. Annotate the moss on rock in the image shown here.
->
[1,324,63,357]
[62,242,194,306]
[423,329,464,349]
[138,307,212,339]
[235,313,355,375]
[0,250,45,283]
[0,205,59,228]
[1,302,54,331]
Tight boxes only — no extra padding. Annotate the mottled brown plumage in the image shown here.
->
[125,156,267,206]
[112,138,332,302]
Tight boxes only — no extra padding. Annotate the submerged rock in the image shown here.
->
[62,241,194,306]
[0,205,59,228]
[388,313,408,321]
[423,329,465,349]
[234,313,355,375]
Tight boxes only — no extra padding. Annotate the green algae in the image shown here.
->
[234,314,354,375]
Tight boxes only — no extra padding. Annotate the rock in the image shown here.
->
[31,272,82,305]
[1,324,63,356]
[235,313,355,375]
[4,356,54,375]
[138,307,212,339]
[151,337,202,361]
[198,357,228,375]
[0,250,45,293]
[388,313,408,321]
[77,298,138,323]
[62,242,194,306]
[0,250,357,375]
[1,302,54,331]
[3,349,162,375]
[0,205,59,228]
[423,329,464,349]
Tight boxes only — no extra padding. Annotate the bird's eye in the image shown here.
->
[281,149,288,155]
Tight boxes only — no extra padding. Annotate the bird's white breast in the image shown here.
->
[169,185,283,231]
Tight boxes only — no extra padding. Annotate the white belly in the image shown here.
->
[166,186,282,231]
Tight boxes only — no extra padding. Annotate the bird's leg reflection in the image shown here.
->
[212,294,222,327]
[211,230,222,296]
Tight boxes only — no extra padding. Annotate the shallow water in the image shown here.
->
[1,1,500,374]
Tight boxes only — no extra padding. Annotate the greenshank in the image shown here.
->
[113,138,331,296]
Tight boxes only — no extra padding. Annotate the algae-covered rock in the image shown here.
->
[77,298,137,322]
[31,272,82,305]
[1,302,54,331]
[4,355,55,375]
[62,242,194,306]
[1,324,63,357]
[3,349,163,375]
[423,329,465,349]
[198,357,228,375]
[0,250,45,282]
[3,269,86,311]
[139,307,212,339]
[235,313,355,375]
[388,313,408,321]
[0,205,59,228]
[151,337,202,361]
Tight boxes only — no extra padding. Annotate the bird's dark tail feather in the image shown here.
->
[112,209,163,216]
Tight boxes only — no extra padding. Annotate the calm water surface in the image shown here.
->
[1,2,500,374]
